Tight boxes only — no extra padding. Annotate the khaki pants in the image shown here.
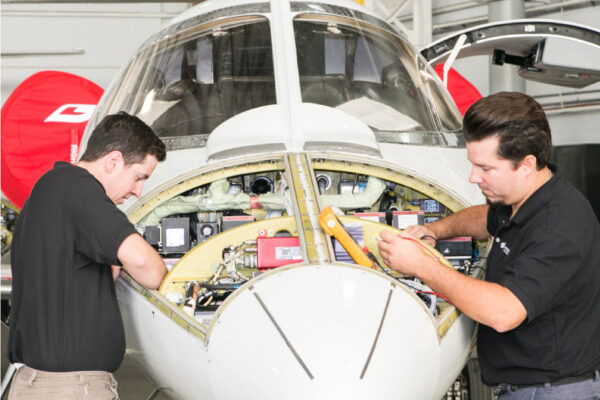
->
[7,366,119,400]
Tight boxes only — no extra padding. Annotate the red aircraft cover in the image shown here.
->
[434,64,482,116]
[1,71,103,209]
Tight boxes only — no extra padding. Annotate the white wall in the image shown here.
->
[1,3,191,103]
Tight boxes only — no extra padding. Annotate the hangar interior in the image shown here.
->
[1,1,599,399]
[2,0,598,218]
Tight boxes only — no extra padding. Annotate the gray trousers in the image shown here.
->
[8,366,119,400]
[498,371,600,400]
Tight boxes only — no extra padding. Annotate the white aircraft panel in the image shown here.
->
[207,264,440,400]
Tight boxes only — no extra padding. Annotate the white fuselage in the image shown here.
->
[82,0,486,398]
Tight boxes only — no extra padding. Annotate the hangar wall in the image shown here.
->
[1,3,190,103]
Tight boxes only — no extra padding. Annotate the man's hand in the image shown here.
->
[377,230,431,277]
[403,225,437,247]
[379,229,527,333]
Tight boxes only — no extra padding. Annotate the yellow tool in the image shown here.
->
[319,206,376,269]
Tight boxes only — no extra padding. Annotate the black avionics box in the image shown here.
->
[435,236,472,268]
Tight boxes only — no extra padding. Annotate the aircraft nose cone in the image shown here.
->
[207,264,441,400]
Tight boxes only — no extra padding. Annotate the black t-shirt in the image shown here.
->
[478,167,600,385]
[8,161,137,372]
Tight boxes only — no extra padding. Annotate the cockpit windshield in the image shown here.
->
[90,16,276,147]
[294,15,461,134]
[86,5,463,151]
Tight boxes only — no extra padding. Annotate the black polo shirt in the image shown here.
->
[8,162,137,372]
[477,166,600,385]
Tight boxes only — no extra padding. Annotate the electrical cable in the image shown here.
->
[415,290,451,304]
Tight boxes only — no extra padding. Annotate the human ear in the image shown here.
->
[105,151,124,174]
[519,154,537,175]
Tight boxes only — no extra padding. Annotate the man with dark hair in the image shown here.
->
[7,112,168,399]
[80,111,166,166]
[378,92,600,399]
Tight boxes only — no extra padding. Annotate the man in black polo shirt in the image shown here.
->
[8,112,168,399]
[378,92,600,399]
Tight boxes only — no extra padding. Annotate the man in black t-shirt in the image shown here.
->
[378,92,600,399]
[8,112,168,399]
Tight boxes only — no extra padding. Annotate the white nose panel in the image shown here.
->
[207,264,441,400]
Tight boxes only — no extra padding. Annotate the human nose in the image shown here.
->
[132,181,144,197]
[469,167,482,184]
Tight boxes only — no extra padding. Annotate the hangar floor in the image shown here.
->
[1,322,171,400]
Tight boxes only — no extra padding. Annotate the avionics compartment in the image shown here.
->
[127,155,481,329]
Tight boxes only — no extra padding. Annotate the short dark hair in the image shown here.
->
[462,92,552,169]
[80,112,166,165]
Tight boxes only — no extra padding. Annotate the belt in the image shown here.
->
[493,370,599,396]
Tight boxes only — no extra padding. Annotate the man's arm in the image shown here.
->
[404,204,490,245]
[378,230,527,332]
[117,233,167,289]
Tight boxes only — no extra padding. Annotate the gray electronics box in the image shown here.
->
[392,211,424,229]
[353,212,386,224]
[222,215,254,231]
[196,222,220,243]
[161,217,190,253]
[143,226,160,246]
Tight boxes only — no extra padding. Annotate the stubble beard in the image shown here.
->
[486,198,506,207]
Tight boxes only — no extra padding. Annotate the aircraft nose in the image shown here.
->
[206,264,441,400]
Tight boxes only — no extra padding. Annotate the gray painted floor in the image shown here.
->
[1,322,172,400]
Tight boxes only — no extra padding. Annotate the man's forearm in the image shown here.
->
[118,233,167,290]
[427,204,490,240]
[417,258,527,332]
[378,229,525,332]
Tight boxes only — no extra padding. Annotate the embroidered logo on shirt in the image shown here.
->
[500,241,511,255]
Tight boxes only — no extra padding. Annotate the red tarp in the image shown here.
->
[1,71,103,209]
[434,64,482,116]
